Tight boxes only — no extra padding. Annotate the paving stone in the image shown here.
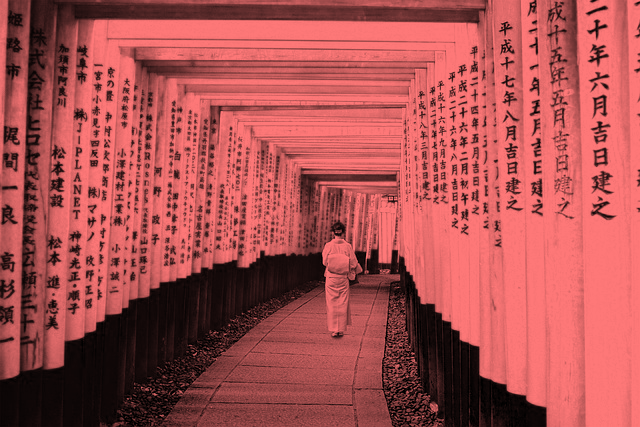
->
[225,365,354,386]
[210,382,353,405]
[199,403,354,427]
[240,352,357,370]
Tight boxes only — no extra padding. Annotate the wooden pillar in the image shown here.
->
[537,0,586,425]
[0,0,29,382]
[485,0,508,392]
[43,1,76,373]
[193,100,210,275]
[160,78,177,290]
[147,75,165,375]
[203,106,220,272]
[518,0,547,409]
[576,1,632,426]
[627,5,640,427]
[19,1,56,424]
[97,37,120,425]
[492,0,528,396]
[22,0,56,377]
[109,45,136,409]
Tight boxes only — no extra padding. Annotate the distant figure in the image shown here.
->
[322,221,362,337]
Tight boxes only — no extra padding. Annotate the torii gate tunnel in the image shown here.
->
[0,1,639,427]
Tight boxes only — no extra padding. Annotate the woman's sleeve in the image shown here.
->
[322,242,331,266]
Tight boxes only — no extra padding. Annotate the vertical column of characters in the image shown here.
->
[416,68,435,304]
[251,133,262,261]
[291,165,299,254]
[465,24,482,349]
[66,19,95,341]
[305,178,314,254]
[362,195,372,261]
[283,155,292,254]
[493,0,528,393]
[126,64,145,305]
[185,96,200,274]
[106,47,135,315]
[237,126,254,268]
[315,183,323,252]
[577,2,632,425]
[371,195,380,261]
[139,72,157,298]
[446,37,463,337]
[307,182,315,253]
[484,1,507,386]
[42,4,76,370]
[445,47,460,325]
[160,80,177,282]
[294,167,303,254]
[404,81,417,286]
[316,185,325,250]
[85,21,107,333]
[260,139,270,256]
[278,152,291,254]
[299,177,307,254]
[203,106,220,269]
[259,141,271,257]
[427,65,444,312]
[0,1,7,247]
[433,51,452,319]
[410,77,425,297]
[454,29,473,240]
[274,151,285,255]
[536,1,585,423]
[269,146,280,256]
[474,10,493,380]
[150,75,166,289]
[355,193,363,253]
[229,120,244,262]
[20,0,54,372]
[222,115,236,262]
[285,156,294,254]
[520,0,546,408]
[628,4,640,426]
[96,40,118,323]
[275,143,285,255]
[177,93,192,278]
[455,23,474,343]
[172,89,185,280]
[476,11,493,382]
[0,0,29,379]
[227,114,238,262]
[213,111,232,265]
[186,95,199,275]
[126,62,144,300]
[192,99,210,273]
[399,103,409,268]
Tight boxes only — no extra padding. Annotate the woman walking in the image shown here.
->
[322,221,362,337]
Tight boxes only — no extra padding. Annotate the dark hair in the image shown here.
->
[331,221,346,235]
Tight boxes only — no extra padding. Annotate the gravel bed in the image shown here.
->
[110,278,442,426]
[383,280,443,427]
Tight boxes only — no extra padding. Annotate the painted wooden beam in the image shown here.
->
[175,78,410,87]
[119,39,452,52]
[135,47,435,62]
[184,84,408,95]
[141,60,428,70]
[71,4,481,22]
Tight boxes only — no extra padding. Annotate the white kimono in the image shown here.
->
[322,237,360,333]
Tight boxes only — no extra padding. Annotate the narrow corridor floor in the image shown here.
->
[163,274,394,427]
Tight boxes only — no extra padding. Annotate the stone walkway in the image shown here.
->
[163,274,395,427]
